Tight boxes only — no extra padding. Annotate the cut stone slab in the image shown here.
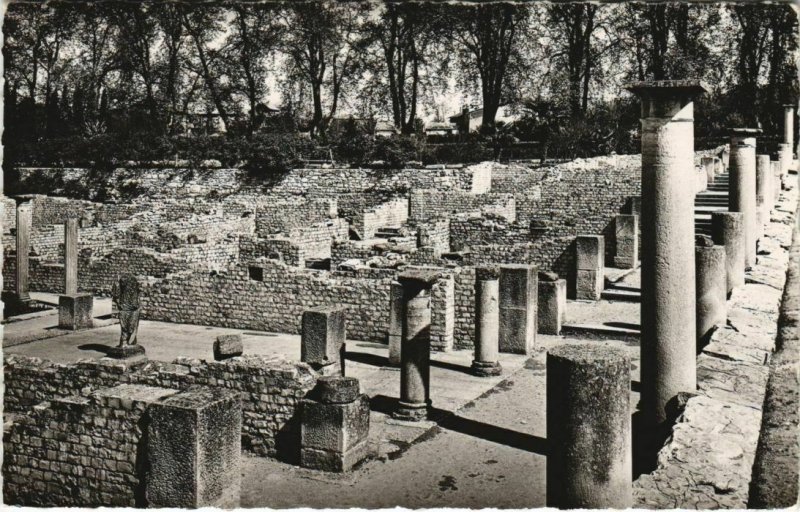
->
[300,394,370,472]
[58,293,93,330]
[146,387,242,508]
[697,353,770,410]
[302,306,346,374]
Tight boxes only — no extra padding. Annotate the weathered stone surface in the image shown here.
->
[614,215,638,269]
[58,293,93,330]
[300,394,370,472]
[315,376,360,404]
[575,269,602,301]
[15,201,32,301]
[146,387,242,508]
[498,264,537,354]
[214,334,243,361]
[575,235,604,271]
[396,291,432,420]
[538,278,566,335]
[387,281,403,366]
[473,276,501,376]
[547,345,631,509]
[301,306,346,373]
[712,211,746,294]
[106,343,146,360]
[695,244,726,345]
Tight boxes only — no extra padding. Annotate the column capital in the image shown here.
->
[730,128,762,137]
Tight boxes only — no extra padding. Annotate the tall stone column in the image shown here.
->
[387,281,403,366]
[778,143,791,190]
[729,128,760,268]
[772,160,781,204]
[547,345,631,509]
[721,146,730,171]
[15,201,32,301]
[394,269,439,421]
[498,264,537,354]
[784,104,795,157]
[695,236,727,348]
[472,268,501,376]
[711,212,746,295]
[755,154,771,241]
[64,218,78,295]
[627,80,706,425]
[701,156,715,184]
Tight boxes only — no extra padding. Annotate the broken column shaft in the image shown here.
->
[756,154,771,241]
[547,345,632,509]
[627,80,706,425]
[695,237,727,348]
[729,128,760,268]
[711,212,746,295]
[64,218,79,295]
[784,104,795,157]
[472,268,501,376]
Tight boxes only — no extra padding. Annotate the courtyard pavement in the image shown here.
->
[3,284,642,508]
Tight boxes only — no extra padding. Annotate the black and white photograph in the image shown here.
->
[1,0,798,509]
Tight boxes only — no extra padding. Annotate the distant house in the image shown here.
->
[448,104,521,134]
[424,121,459,136]
[375,120,398,137]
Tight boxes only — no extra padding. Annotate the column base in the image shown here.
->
[471,360,502,377]
[393,400,430,421]
[107,344,146,360]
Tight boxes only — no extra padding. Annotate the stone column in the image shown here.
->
[614,215,638,269]
[721,146,730,171]
[546,345,631,509]
[472,268,501,376]
[498,264,537,354]
[695,236,727,348]
[711,212,746,295]
[729,128,760,269]
[15,201,32,301]
[772,160,781,204]
[714,157,723,176]
[387,281,403,366]
[778,143,791,190]
[575,235,604,300]
[394,269,439,421]
[627,80,706,425]
[701,156,715,184]
[756,154,771,241]
[64,218,78,295]
[784,104,795,157]
[538,272,566,335]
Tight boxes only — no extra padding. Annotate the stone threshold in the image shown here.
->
[633,184,797,509]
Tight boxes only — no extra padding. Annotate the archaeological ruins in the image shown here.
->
[2,83,798,509]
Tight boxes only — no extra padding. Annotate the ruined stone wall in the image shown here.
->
[449,215,533,252]
[256,197,337,236]
[139,261,394,342]
[409,190,516,223]
[2,195,18,232]
[356,198,409,239]
[240,237,302,267]
[417,217,450,254]
[3,354,318,465]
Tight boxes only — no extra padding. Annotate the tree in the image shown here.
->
[548,4,597,117]
[449,3,528,132]
[283,2,366,137]
[731,5,772,126]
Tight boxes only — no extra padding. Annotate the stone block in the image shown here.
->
[146,387,242,508]
[498,264,537,354]
[302,306,346,373]
[106,344,146,361]
[576,269,603,301]
[614,215,638,269]
[300,394,370,472]
[576,235,605,270]
[58,293,93,330]
[538,279,567,335]
[214,334,243,361]
[316,376,360,404]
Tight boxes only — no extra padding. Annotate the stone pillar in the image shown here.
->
[614,215,638,269]
[627,80,706,425]
[756,154,771,240]
[784,104,795,157]
[714,157,723,176]
[472,268,501,376]
[498,264,537,354]
[695,236,727,347]
[778,143,791,190]
[58,294,93,330]
[701,156,715,184]
[711,212,746,295]
[301,376,370,472]
[575,235,604,300]
[729,128,760,268]
[301,306,346,376]
[546,345,631,509]
[721,146,730,171]
[395,269,439,421]
[538,273,566,335]
[146,387,242,508]
[15,201,31,301]
[64,218,78,295]
[772,160,781,204]
[387,281,403,366]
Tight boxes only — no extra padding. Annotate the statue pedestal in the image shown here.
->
[107,344,146,361]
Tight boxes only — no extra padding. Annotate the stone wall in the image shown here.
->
[418,217,450,254]
[356,198,409,239]
[409,190,516,223]
[256,197,337,236]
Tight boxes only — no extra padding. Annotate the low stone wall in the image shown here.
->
[357,198,409,239]
[256,197,337,236]
[409,189,515,223]
[3,354,318,462]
